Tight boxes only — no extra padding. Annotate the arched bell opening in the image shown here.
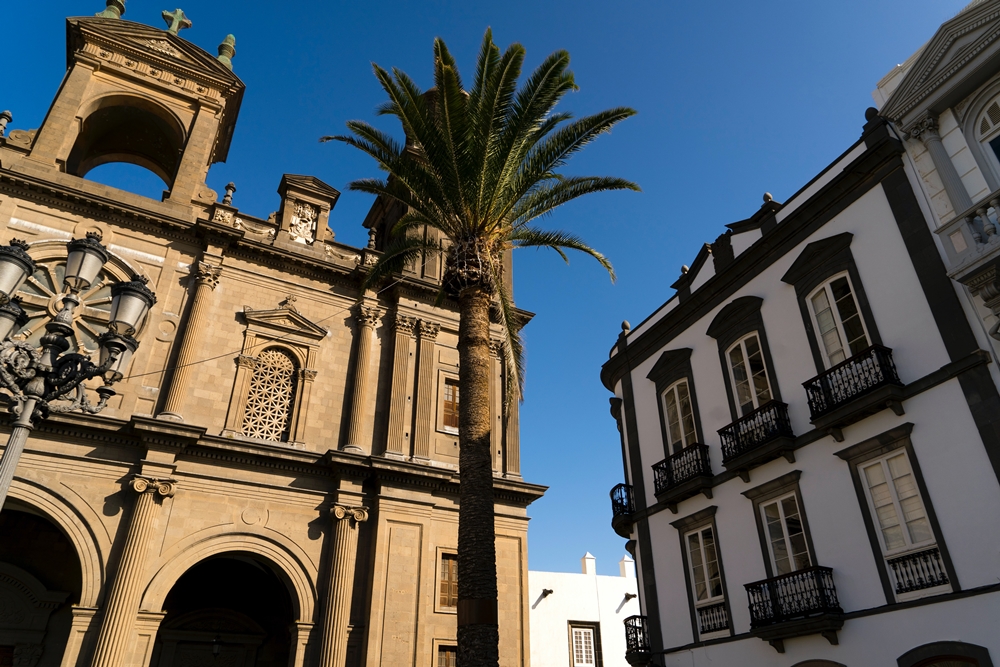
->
[0,502,83,667]
[66,95,186,194]
[150,554,295,667]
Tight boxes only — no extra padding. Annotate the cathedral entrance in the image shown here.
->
[150,555,294,667]
[0,503,81,667]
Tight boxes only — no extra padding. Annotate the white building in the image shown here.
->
[600,3,1000,665]
[529,554,639,667]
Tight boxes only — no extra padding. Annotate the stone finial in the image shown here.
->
[0,111,10,138]
[680,264,689,274]
[217,34,236,70]
[763,192,773,203]
[95,0,125,18]
[162,8,192,35]
[621,320,631,332]
[222,182,236,206]
[366,227,377,250]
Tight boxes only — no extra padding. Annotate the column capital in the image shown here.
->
[331,505,369,523]
[489,338,504,358]
[354,304,382,328]
[193,261,222,289]
[393,313,417,336]
[908,112,940,142]
[235,354,257,369]
[418,319,440,340]
[300,368,318,381]
[130,475,176,498]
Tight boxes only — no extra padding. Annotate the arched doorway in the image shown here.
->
[150,555,294,667]
[0,503,83,667]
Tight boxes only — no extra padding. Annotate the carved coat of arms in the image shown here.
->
[289,202,318,243]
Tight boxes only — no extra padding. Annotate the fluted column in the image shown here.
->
[160,261,221,420]
[505,394,521,478]
[318,506,369,667]
[910,112,973,213]
[90,476,176,667]
[386,314,417,457]
[489,340,502,472]
[344,304,381,452]
[412,320,440,460]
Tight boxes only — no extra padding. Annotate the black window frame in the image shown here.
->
[706,296,782,422]
[670,506,734,642]
[780,232,883,374]
[834,423,959,604]
[566,620,603,667]
[646,348,704,458]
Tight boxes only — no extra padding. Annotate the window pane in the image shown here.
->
[832,277,869,356]
[781,496,811,571]
[887,454,932,544]
[439,554,458,608]
[744,336,772,405]
[443,380,460,428]
[438,647,457,667]
[701,528,723,599]
[864,461,906,550]
[728,345,754,414]
[687,532,707,601]
[677,381,698,446]
[764,501,791,574]
[572,628,595,666]
[665,388,683,449]
[811,288,846,364]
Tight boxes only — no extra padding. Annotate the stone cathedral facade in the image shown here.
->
[0,8,542,667]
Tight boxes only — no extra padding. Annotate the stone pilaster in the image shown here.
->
[317,506,369,667]
[343,304,381,452]
[160,261,221,420]
[90,476,176,667]
[412,320,440,460]
[506,395,521,478]
[910,112,973,213]
[386,314,417,457]
[489,340,503,472]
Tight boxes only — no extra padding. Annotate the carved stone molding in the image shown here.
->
[489,338,504,358]
[393,313,417,336]
[331,505,369,523]
[418,320,440,340]
[354,305,382,329]
[300,368,318,381]
[130,475,176,498]
[193,261,222,290]
[907,112,940,142]
[235,354,257,369]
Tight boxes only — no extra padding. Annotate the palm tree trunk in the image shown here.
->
[456,286,499,667]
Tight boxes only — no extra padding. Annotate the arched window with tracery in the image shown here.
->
[241,347,298,442]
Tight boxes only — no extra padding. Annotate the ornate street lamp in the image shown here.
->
[0,233,156,510]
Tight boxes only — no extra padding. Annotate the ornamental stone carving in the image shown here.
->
[193,262,222,290]
[130,475,176,498]
[289,202,318,244]
[235,354,257,370]
[393,314,417,336]
[418,320,440,340]
[332,505,369,523]
[907,113,940,141]
[355,305,382,329]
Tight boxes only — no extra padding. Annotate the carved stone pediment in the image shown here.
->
[277,175,341,244]
[882,1,1000,130]
[242,302,328,341]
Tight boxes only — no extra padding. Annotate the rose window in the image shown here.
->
[241,347,298,442]
[15,260,116,355]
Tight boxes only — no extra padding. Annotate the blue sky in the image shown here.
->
[5,0,970,575]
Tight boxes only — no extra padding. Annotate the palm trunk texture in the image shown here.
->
[456,287,499,667]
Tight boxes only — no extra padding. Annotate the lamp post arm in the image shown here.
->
[43,352,116,404]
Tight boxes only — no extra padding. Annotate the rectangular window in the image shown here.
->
[570,626,596,667]
[761,492,811,575]
[809,274,869,368]
[727,334,772,415]
[860,452,933,554]
[443,378,459,429]
[686,526,723,603]
[439,553,458,609]
[662,379,697,453]
[437,646,457,667]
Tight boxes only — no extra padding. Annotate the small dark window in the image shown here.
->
[443,379,460,429]
[990,134,1000,166]
[437,646,457,667]
[439,553,458,608]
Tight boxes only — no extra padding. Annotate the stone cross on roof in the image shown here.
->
[162,8,192,35]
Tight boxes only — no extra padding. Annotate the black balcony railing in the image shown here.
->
[696,601,729,635]
[610,483,635,518]
[886,546,950,595]
[652,444,712,495]
[719,401,793,463]
[624,615,651,654]
[803,345,902,420]
[745,566,842,628]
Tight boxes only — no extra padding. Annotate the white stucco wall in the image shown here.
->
[529,555,639,667]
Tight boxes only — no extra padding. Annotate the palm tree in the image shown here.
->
[324,29,637,667]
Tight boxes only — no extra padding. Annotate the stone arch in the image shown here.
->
[791,661,847,667]
[140,531,317,622]
[5,479,107,607]
[898,641,994,667]
[959,78,1000,192]
[66,93,188,188]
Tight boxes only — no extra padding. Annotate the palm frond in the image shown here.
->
[360,232,444,292]
[507,176,640,229]
[508,227,616,282]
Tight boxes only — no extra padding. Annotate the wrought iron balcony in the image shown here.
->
[887,546,950,596]
[744,566,843,653]
[803,345,904,435]
[696,601,729,635]
[719,401,795,480]
[610,483,636,538]
[651,444,713,511]
[624,615,651,665]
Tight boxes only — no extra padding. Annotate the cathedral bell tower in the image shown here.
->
[22,5,243,209]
